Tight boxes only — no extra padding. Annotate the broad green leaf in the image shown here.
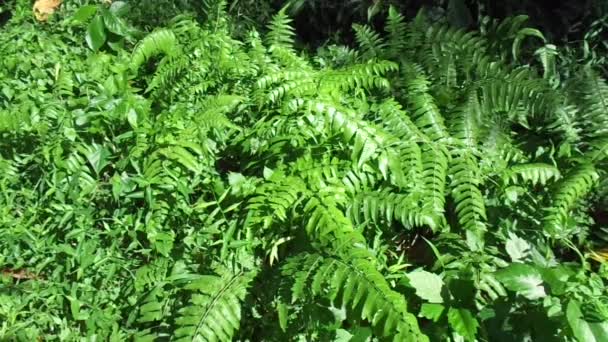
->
[406,269,444,303]
[102,9,130,36]
[419,303,445,322]
[63,127,77,141]
[495,263,546,300]
[334,329,353,342]
[84,144,111,175]
[277,301,288,332]
[86,16,107,51]
[505,233,530,262]
[127,108,138,128]
[447,308,478,341]
[539,266,573,296]
[72,5,98,23]
[567,300,608,342]
[109,1,129,16]
[350,326,373,342]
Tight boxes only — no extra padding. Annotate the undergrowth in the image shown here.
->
[0,1,607,341]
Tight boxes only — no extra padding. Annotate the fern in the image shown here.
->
[385,6,407,60]
[266,7,296,50]
[294,197,427,340]
[283,253,427,341]
[404,64,450,142]
[574,71,608,140]
[508,163,561,186]
[353,24,386,59]
[3,4,608,342]
[543,163,600,237]
[131,29,180,71]
[174,267,257,341]
[349,190,433,228]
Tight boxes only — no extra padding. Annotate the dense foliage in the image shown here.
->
[1,0,607,341]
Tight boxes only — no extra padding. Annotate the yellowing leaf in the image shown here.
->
[590,248,608,263]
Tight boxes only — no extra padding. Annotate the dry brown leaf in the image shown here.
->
[2,268,40,280]
[33,0,62,22]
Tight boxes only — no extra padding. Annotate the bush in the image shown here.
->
[0,1,607,341]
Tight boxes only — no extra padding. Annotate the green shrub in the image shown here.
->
[0,2,607,341]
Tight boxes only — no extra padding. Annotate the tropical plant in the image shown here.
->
[0,1,607,341]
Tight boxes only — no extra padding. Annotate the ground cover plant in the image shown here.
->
[0,0,607,341]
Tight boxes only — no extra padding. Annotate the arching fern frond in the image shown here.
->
[419,145,449,228]
[290,197,427,341]
[146,54,189,95]
[450,152,487,249]
[131,29,180,72]
[291,99,404,178]
[385,6,407,60]
[320,60,398,93]
[174,267,257,342]
[353,24,386,59]
[247,172,307,233]
[543,163,600,237]
[575,72,608,140]
[348,189,435,229]
[546,103,582,146]
[448,94,487,249]
[403,64,450,142]
[508,163,561,186]
[282,252,428,341]
[266,7,295,50]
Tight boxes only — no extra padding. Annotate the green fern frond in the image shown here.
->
[0,109,28,132]
[449,92,482,149]
[403,65,450,142]
[292,198,427,340]
[247,173,307,232]
[349,190,435,229]
[293,99,403,176]
[385,6,407,59]
[282,252,428,341]
[450,152,487,249]
[420,24,486,81]
[136,287,168,324]
[546,104,582,145]
[375,99,427,143]
[508,163,561,186]
[374,100,425,183]
[576,72,608,140]
[174,268,257,342]
[340,168,381,194]
[419,145,449,228]
[131,29,180,72]
[145,55,189,95]
[479,76,550,122]
[158,145,202,175]
[321,60,398,93]
[543,163,599,237]
[266,7,295,50]
[134,258,171,292]
[256,70,313,90]
[448,94,486,248]
[587,137,608,162]
[197,95,243,131]
[353,24,386,59]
